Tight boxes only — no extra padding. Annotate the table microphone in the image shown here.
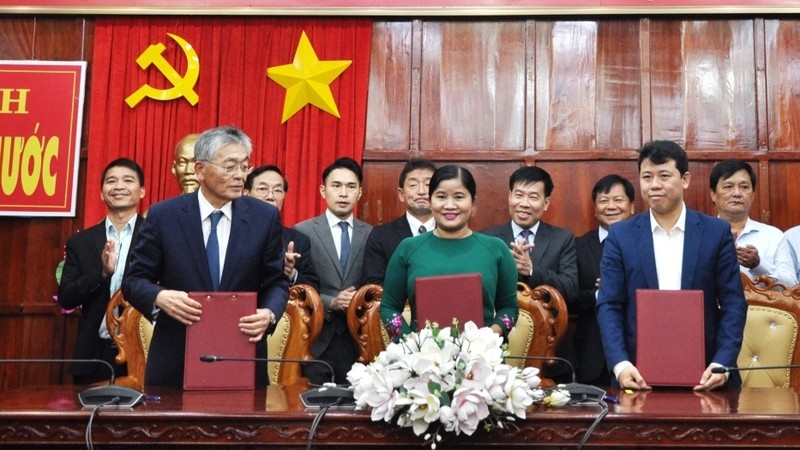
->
[199,354,355,408]
[504,355,607,404]
[0,358,144,407]
[711,364,800,374]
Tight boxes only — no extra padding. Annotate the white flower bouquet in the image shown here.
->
[346,321,569,448]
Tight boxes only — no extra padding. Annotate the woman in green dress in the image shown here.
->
[380,165,519,339]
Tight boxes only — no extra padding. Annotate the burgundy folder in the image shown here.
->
[184,292,256,390]
[635,289,705,387]
[414,273,484,331]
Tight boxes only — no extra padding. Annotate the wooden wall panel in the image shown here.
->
[419,21,526,153]
[764,20,800,152]
[0,17,34,59]
[595,20,642,151]
[364,21,413,152]
[534,21,598,152]
[649,20,757,150]
[769,162,800,230]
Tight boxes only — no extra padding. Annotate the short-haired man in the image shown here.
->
[361,158,437,285]
[58,158,146,384]
[245,165,319,289]
[294,157,372,385]
[123,126,288,387]
[597,140,747,391]
[574,174,635,386]
[482,166,578,382]
[709,159,783,280]
[172,133,200,194]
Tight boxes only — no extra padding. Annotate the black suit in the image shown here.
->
[57,217,144,384]
[361,215,413,285]
[481,220,579,383]
[574,228,610,385]
[283,227,319,290]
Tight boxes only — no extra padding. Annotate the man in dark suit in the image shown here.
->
[361,158,436,285]
[295,157,372,385]
[597,140,747,391]
[58,158,146,384]
[482,166,579,383]
[245,165,319,289]
[122,126,288,387]
[574,174,635,386]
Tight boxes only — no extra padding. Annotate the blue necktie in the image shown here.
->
[207,211,223,291]
[339,221,350,273]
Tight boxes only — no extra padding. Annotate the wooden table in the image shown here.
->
[1,382,800,447]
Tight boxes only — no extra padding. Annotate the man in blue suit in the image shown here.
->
[122,126,288,387]
[597,140,746,391]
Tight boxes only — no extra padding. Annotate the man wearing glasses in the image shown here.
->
[123,126,288,387]
[244,165,319,289]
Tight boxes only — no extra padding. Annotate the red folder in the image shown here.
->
[184,292,256,390]
[414,273,484,331]
[635,289,705,387]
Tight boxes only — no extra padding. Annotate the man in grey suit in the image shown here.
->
[482,166,579,382]
[294,157,372,385]
[122,126,288,387]
[361,158,436,285]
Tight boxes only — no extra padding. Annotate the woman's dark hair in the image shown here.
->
[429,165,476,200]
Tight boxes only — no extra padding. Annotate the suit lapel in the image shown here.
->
[531,222,552,263]
[315,215,343,279]
[91,220,107,258]
[344,219,369,279]
[635,214,659,289]
[681,209,702,289]
[177,192,213,291]
[220,198,249,290]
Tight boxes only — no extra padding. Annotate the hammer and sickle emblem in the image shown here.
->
[125,33,200,108]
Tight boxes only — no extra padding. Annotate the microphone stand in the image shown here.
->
[199,354,355,408]
[0,358,144,407]
[712,364,800,374]
[504,355,607,403]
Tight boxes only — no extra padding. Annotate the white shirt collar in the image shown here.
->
[511,220,541,239]
[325,209,353,229]
[649,203,687,234]
[598,226,609,243]
[105,214,137,236]
[406,212,435,235]
[197,189,232,220]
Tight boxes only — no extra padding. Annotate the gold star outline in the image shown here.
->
[267,31,352,123]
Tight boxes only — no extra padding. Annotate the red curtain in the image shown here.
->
[85,17,372,228]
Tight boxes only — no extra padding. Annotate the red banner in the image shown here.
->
[0,61,86,217]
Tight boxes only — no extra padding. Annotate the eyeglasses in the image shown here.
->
[202,160,253,175]
[254,186,285,196]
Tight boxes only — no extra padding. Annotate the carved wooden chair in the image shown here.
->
[506,283,569,387]
[266,284,325,385]
[738,273,800,388]
[346,281,569,387]
[347,284,387,364]
[106,289,153,390]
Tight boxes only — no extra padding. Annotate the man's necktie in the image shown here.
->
[339,221,350,273]
[520,229,534,257]
[207,211,223,291]
[418,225,427,235]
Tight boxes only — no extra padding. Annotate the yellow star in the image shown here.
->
[267,31,352,123]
